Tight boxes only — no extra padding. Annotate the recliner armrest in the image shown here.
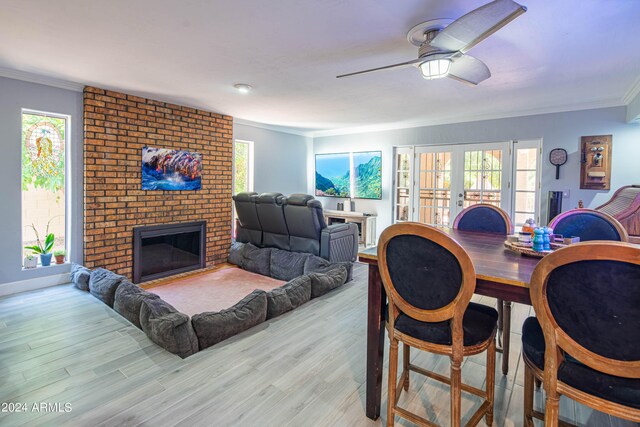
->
[320,223,359,263]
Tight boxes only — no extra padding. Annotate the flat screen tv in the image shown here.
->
[315,150,382,199]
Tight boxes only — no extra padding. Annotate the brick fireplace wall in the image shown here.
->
[83,86,232,278]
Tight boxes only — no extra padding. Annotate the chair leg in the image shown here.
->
[450,357,462,427]
[497,299,504,347]
[523,363,535,427]
[485,339,496,425]
[387,338,399,427]
[403,343,410,391]
[544,394,560,427]
[501,301,512,375]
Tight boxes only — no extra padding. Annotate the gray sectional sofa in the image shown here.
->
[69,243,349,358]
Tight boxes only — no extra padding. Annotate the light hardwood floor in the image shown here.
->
[0,264,636,426]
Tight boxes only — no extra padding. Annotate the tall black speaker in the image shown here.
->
[548,191,563,224]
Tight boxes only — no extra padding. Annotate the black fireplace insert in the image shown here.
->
[132,221,206,283]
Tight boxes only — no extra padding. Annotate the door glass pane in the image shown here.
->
[463,148,503,208]
[514,147,539,229]
[417,151,452,226]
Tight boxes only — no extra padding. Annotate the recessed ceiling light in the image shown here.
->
[234,84,252,94]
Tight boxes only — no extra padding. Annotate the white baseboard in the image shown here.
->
[0,273,71,297]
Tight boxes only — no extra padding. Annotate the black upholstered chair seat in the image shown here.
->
[522,316,640,409]
[389,302,498,347]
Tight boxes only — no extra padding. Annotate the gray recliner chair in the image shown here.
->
[233,192,262,246]
[256,193,290,250]
[284,194,359,264]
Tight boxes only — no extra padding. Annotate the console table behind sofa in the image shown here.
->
[324,209,377,248]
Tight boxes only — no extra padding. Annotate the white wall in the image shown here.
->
[312,106,640,240]
[233,123,311,195]
[0,76,83,284]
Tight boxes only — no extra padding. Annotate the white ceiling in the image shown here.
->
[1,0,639,136]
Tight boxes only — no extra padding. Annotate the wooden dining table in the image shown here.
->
[358,227,541,420]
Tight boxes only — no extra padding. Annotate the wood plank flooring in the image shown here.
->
[0,263,636,426]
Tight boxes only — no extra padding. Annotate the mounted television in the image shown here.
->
[315,150,382,200]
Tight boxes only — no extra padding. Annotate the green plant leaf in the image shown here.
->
[43,233,55,253]
[24,245,43,254]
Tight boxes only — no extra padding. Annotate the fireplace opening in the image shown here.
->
[133,221,206,283]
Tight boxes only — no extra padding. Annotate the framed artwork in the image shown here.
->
[142,146,202,190]
[315,150,382,199]
[353,150,382,199]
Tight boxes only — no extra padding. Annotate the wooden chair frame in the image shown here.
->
[452,203,515,235]
[378,223,497,427]
[548,208,629,242]
[453,203,514,376]
[524,242,640,426]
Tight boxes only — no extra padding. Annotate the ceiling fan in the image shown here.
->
[337,0,527,85]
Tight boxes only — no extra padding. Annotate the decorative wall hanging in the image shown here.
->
[580,135,612,190]
[315,151,382,199]
[549,148,567,180]
[142,146,202,190]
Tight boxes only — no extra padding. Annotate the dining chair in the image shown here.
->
[522,242,640,426]
[548,208,629,242]
[453,203,514,376]
[378,222,498,427]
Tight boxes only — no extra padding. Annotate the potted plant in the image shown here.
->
[24,221,55,267]
[54,249,66,264]
[23,254,38,269]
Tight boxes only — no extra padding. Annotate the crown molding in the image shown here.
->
[233,118,313,137]
[623,75,640,105]
[0,67,83,92]
[309,97,625,139]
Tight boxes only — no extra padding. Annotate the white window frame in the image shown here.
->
[232,139,255,236]
[509,139,543,228]
[21,108,72,265]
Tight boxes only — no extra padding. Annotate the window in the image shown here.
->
[233,140,253,195]
[512,140,541,229]
[232,140,254,237]
[21,111,69,266]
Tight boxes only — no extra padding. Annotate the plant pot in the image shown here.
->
[55,255,65,264]
[40,253,53,267]
[24,257,38,269]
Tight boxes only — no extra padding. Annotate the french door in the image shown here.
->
[394,140,540,229]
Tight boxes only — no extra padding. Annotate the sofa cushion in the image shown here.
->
[139,298,199,358]
[304,255,352,276]
[266,275,312,319]
[192,289,268,350]
[114,281,160,329]
[227,241,245,266]
[243,244,271,276]
[270,248,310,281]
[308,265,348,298]
[70,263,91,291]
[89,268,126,307]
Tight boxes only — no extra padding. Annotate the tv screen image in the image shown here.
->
[142,146,202,191]
[315,151,382,199]
[353,151,382,199]
[315,153,351,197]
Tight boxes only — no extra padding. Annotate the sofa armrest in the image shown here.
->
[320,223,359,263]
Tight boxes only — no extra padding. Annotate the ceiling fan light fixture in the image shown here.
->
[420,58,451,80]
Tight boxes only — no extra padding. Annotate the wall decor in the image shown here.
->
[579,135,612,190]
[142,146,202,190]
[549,148,567,180]
[315,150,382,199]
[315,152,351,197]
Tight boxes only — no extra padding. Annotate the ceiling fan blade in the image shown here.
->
[336,57,425,78]
[430,0,526,54]
[447,54,491,86]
